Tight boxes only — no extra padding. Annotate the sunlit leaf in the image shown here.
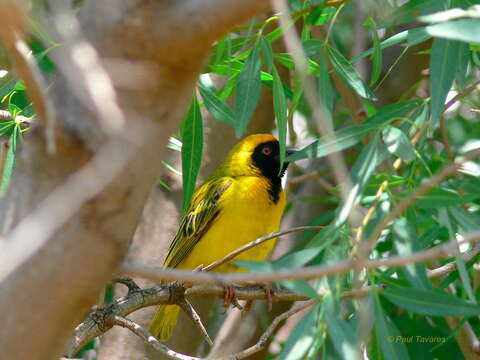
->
[234,44,262,137]
[288,99,423,161]
[426,19,480,43]
[430,38,462,125]
[181,96,203,213]
[198,83,236,128]
[327,45,377,100]
[279,304,320,360]
[382,126,416,161]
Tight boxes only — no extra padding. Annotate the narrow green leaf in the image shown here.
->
[327,45,377,100]
[370,29,383,86]
[382,286,480,317]
[274,53,320,76]
[439,208,476,303]
[325,294,359,360]
[382,126,416,161]
[449,206,480,232]
[455,42,470,90]
[260,36,274,71]
[419,7,480,23]
[334,134,384,227]
[272,65,288,169]
[198,83,236,128]
[275,246,325,269]
[430,38,462,126]
[181,96,203,213]
[279,304,320,360]
[374,295,410,360]
[281,280,319,299]
[319,46,334,118]
[288,99,423,161]
[426,19,480,44]
[234,45,262,137]
[393,218,431,290]
[303,39,323,57]
[415,188,479,208]
[352,27,431,63]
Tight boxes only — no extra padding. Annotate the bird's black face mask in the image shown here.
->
[251,141,297,181]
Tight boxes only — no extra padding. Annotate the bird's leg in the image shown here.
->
[239,282,276,311]
[261,282,275,312]
[222,284,243,310]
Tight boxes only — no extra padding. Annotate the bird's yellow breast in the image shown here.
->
[176,176,286,272]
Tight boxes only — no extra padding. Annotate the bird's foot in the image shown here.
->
[260,283,275,312]
[222,284,243,311]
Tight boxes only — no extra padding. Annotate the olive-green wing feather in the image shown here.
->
[163,177,232,268]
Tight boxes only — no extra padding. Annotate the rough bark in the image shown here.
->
[0,1,269,359]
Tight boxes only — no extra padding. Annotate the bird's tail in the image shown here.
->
[149,304,180,341]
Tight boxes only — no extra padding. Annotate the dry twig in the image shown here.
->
[202,226,324,272]
[112,300,317,360]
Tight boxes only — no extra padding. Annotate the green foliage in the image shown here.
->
[193,1,480,358]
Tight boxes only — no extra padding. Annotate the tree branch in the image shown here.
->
[67,283,309,356]
[120,231,480,284]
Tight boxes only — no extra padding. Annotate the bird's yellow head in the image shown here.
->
[215,134,295,180]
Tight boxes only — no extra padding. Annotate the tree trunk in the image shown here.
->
[0,1,269,359]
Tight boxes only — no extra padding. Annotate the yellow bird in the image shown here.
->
[149,133,295,341]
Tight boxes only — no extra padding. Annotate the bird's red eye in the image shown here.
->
[262,147,272,156]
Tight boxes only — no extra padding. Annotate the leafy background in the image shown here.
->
[1,0,480,359]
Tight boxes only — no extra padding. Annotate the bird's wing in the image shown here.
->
[163,177,232,268]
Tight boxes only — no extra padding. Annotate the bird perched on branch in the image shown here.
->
[149,134,295,341]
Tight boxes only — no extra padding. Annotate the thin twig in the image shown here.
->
[202,226,324,272]
[439,115,455,160]
[445,80,480,112]
[113,300,317,360]
[288,164,336,193]
[178,297,213,345]
[113,315,199,360]
[0,110,33,126]
[427,244,480,278]
[120,231,480,284]
[219,300,317,360]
